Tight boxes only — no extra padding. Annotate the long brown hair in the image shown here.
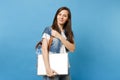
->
[52,6,74,43]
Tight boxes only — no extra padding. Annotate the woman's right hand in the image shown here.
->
[46,68,57,77]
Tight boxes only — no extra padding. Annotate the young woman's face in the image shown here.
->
[57,10,69,26]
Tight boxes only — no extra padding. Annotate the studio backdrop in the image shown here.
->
[0,0,120,80]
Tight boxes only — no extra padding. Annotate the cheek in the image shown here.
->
[64,18,68,22]
[57,15,60,19]
[56,17,59,22]
[57,16,60,21]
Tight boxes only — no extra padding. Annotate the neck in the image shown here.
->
[58,24,64,32]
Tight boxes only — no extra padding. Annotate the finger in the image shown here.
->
[47,72,54,77]
[53,70,58,75]
[47,74,52,77]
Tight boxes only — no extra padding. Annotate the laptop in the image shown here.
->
[37,53,68,75]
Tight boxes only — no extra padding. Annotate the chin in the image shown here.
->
[59,22,65,25]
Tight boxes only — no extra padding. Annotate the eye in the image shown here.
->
[58,13,61,16]
[63,14,67,17]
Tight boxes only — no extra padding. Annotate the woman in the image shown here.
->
[41,6,75,80]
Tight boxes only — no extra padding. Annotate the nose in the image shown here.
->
[60,15,63,19]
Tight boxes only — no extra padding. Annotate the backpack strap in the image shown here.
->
[35,36,53,51]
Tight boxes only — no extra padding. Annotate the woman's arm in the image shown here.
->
[51,30,75,52]
[59,35,75,52]
[41,38,50,71]
[41,38,56,76]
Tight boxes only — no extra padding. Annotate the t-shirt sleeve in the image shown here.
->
[42,27,51,40]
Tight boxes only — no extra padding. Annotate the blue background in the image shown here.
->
[0,0,120,80]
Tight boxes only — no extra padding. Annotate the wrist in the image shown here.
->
[46,67,51,71]
[45,65,51,70]
[59,35,62,41]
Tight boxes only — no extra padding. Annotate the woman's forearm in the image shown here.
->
[42,39,51,70]
[59,35,75,52]
[42,49,50,70]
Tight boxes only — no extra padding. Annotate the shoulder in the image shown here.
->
[43,26,52,35]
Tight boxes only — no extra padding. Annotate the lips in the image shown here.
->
[59,19,64,22]
[57,19,66,25]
